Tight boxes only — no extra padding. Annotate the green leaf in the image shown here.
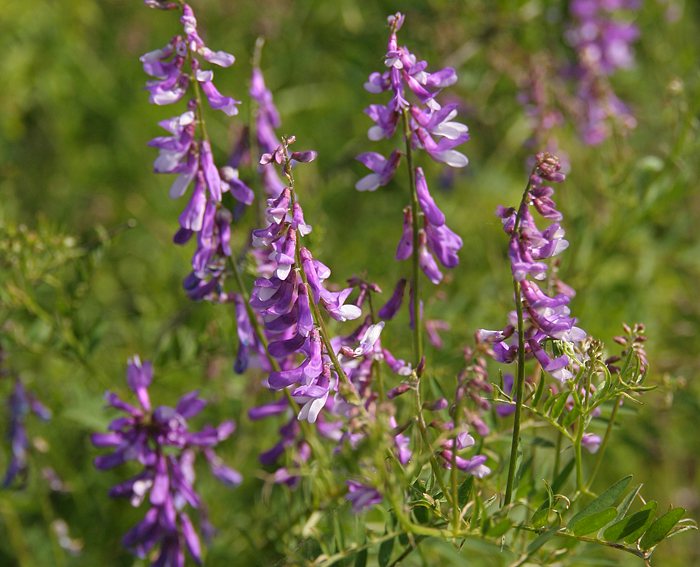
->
[552,459,575,494]
[458,476,474,508]
[412,504,429,525]
[532,437,555,448]
[531,482,554,529]
[527,527,558,554]
[622,501,658,544]
[571,507,617,536]
[550,393,569,420]
[532,375,547,407]
[531,507,551,529]
[515,455,532,486]
[378,536,394,567]
[613,484,643,523]
[562,407,580,428]
[604,503,657,542]
[567,476,632,528]
[488,518,512,538]
[354,547,367,567]
[639,507,686,550]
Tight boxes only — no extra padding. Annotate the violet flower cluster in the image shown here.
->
[142,3,253,302]
[2,378,51,488]
[478,153,586,382]
[248,143,363,425]
[92,357,240,566]
[566,0,640,144]
[358,12,465,285]
[244,143,418,491]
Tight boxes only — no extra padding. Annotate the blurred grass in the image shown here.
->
[1,0,699,565]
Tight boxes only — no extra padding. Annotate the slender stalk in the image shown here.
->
[279,139,362,405]
[514,525,648,562]
[401,108,423,367]
[503,278,526,506]
[574,419,585,493]
[503,179,534,507]
[367,292,385,402]
[552,429,563,482]
[400,108,453,513]
[388,538,425,567]
[413,376,455,509]
[315,531,404,567]
[586,395,621,491]
[193,66,337,470]
[451,372,465,534]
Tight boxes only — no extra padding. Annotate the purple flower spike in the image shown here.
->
[359,12,466,287]
[92,357,240,565]
[143,2,246,304]
[479,153,585,383]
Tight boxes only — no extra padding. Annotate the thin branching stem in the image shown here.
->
[401,107,423,368]
[503,178,534,506]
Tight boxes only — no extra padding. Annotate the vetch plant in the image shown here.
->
[117,3,690,565]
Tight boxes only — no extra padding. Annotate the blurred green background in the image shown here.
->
[1,0,698,565]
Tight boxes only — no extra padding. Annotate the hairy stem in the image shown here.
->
[503,179,534,507]
[401,108,423,368]
[586,395,621,491]
[367,292,385,402]
[413,375,455,509]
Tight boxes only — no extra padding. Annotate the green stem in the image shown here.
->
[451,372,465,534]
[413,376,455,509]
[229,249,334,473]
[586,395,621,491]
[574,420,585,493]
[367,292,385,402]
[504,278,526,506]
[280,139,362,406]
[552,429,563,482]
[514,525,648,562]
[503,178,534,507]
[401,108,423,368]
[388,537,425,567]
[315,531,404,567]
